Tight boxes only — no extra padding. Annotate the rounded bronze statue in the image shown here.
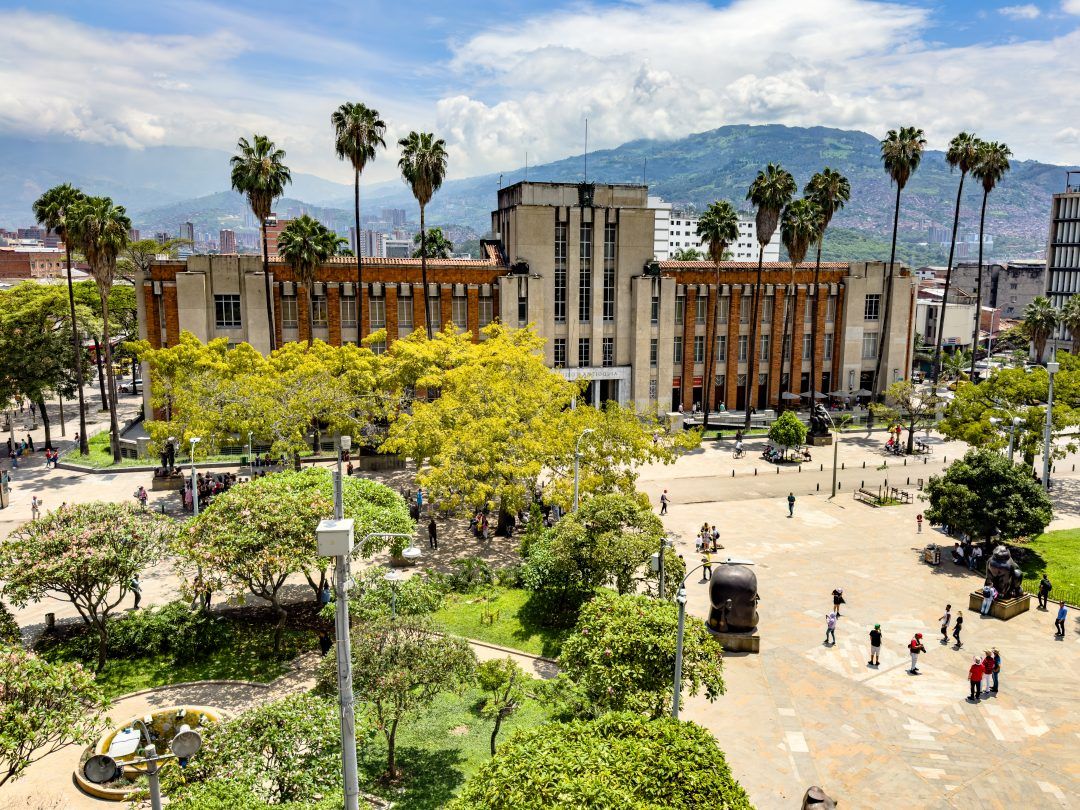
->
[985,544,1024,599]
[708,563,759,633]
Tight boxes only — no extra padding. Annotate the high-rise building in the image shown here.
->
[264,215,289,256]
[181,222,195,243]
[650,198,779,262]
[155,231,170,245]
[381,208,407,227]
[1046,172,1080,352]
[219,229,237,254]
[128,228,141,242]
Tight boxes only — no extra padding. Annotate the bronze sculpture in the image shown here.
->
[708,563,759,633]
[808,403,831,438]
[985,544,1024,599]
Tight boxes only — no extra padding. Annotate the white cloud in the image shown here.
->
[1064,0,1080,15]
[999,4,1041,18]
[437,0,1080,173]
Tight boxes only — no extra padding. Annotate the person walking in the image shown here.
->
[980,583,996,616]
[428,517,438,550]
[26,434,34,453]
[1037,575,1053,610]
[1055,601,1068,637]
[832,588,845,617]
[968,656,984,702]
[868,623,882,666]
[981,651,994,696]
[130,573,142,610]
[825,610,837,645]
[30,496,41,520]
[990,648,1001,693]
[701,550,713,580]
[787,492,796,518]
[939,604,952,643]
[952,611,964,648]
[916,513,923,533]
[660,489,670,515]
[907,633,926,674]
[318,582,332,607]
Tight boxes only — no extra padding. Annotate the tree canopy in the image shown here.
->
[871,380,942,453]
[768,410,807,449]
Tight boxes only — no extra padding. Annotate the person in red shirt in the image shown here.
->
[981,651,995,695]
[968,657,984,702]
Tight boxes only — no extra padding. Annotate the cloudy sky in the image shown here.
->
[2,0,1079,185]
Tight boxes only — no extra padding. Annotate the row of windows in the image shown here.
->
[673,293,838,326]
[277,291,490,333]
[552,336,617,369]
[673,332,837,364]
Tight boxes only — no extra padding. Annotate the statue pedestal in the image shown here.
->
[709,629,760,653]
[968,591,1031,621]
[809,434,833,446]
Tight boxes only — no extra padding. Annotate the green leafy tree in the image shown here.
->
[333,101,387,344]
[1024,296,1059,362]
[277,214,346,344]
[448,711,752,810]
[559,591,725,719]
[32,183,90,454]
[412,226,454,259]
[230,134,292,350]
[934,132,982,384]
[941,349,972,383]
[870,380,941,453]
[779,197,823,399]
[0,644,110,787]
[336,566,446,623]
[1059,295,1080,350]
[969,141,1012,377]
[804,168,851,402]
[476,657,528,756]
[876,126,926,393]
[318,617,476,780]
[0,600,19,644]
[671,247,704,261]
[696,200,740,430]
[66,195,131,462]
[924,448,1053,545]
[398,131,448,339]
[768,410,807,451]
[746,163,797,425]
[161,693,342,807]
[0,502,171,670]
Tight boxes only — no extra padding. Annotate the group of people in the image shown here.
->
[250,452,286,470]
[4,435,36,469]
[181,471,238,512]
[950,539,985,571]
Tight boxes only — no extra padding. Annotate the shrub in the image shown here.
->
[448,557,496,593]
[0,600,19,645]
[494,563,524,588]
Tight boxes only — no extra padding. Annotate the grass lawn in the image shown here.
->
[1018,528,1080,606]
[60,429,319,470]
[359,686,549,810]
[431,587,568,659]
[35,616,315,699]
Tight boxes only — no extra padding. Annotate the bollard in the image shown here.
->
[838,481,842,490]
[861,480,864,488]
[817,482,820,491]
[907,477,910,485]
[755,468,757,476]
[924,457,927,464]
[160,503,166,514]
[863,461,866,469]
[904,458,907,466]
[820,463,823,471]
[842,462,845,470]
[777,467,780,474]
[732,470,735,477]
[799,465,802,473]
[944,456,947,463]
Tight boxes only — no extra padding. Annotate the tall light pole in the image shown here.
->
[573,428,595,512]
[1042,358,1058,491]
[1008,416,1021,460]
[247,431,254,465]
[189,437,201,516]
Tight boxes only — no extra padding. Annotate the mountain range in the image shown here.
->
[2,126,1075,262]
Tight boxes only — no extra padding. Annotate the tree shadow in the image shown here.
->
[514,591,573,660]
[359,744,468,810]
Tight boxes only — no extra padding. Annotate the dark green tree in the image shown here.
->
[411,226,454,259]
[277,214,346,344]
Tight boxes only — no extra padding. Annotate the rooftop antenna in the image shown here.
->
[584,118,589,183]
[643,157,647,187]
[525,151,528,182]
[499,173,503,189]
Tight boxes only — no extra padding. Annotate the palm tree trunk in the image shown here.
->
[420,207,432,340]
[745,246,764,429]
[93,336,108,411]
[933,172,965,385]
[261,220,276,351]
[307,280,315,347]
[970,190,989,379]
[872,183,903,401]
[810,240,822,407]
[64,242,89,454]
[355,170,364,346]
[100,293,122,463]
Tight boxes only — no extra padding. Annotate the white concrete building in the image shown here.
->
[649,198,780,262]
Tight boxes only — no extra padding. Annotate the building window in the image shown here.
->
[341,294,357,327]
[427,292,441,330]
[862,331,878,359]
[782,334,791,360]
[717,296,729,323]
[762,295,773,324]
[214,294,241,328]
[603,222,616,321]
[650,338,658,367]
[579,221,592,322]
[651,292,660,325]
[602,336,614,367]
[675,294,685,325]
[864,293,881,321]
[738,334,748,361]
[312,295,328,328]
[554,222,567,324]
[578,337,591,367]
[805,296,813,323]
[554,338,567,368]
[760,334,770,361]
[369,338,386,355]
[826,294,837,323]
[281,294,298,328]
[397,292,413,332]
[452,294,467,329]
[478,293,493,327]
[716,334,727,361]
[824,332,834,361]
[369,294,386,329]
[803,333,812,360]
[696,295,707,324]
[694,335,705,363]
[674,336,683,363]
[740,297,751,323]
[518,285,528,326]
[782,296,791,324]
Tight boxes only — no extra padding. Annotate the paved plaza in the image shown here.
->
[1,418,1079,808]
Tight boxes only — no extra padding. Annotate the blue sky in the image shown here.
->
[2,0,1079,182]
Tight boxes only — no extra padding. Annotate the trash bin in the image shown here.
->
[923,544,940,565]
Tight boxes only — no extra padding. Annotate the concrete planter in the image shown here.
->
[968,590,1031,620]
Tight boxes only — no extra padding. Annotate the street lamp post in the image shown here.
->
[189,437,201,516]
[573,428,595,512]
[247,431,253,465]
[1008,416,1021,460]
[1043,358,1058,491]
[672,582,688,719]
[83,720,202,810]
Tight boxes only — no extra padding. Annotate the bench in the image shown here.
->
[889,487,914,504]
[854,488,880,506]
[915,440,932,454]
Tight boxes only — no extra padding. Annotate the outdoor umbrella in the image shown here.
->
[800,391,828,399]
[827,390,848,397]
[852,388,873,396]
[781,392,801,400]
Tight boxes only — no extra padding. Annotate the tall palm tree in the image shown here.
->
[32,183,89,454]
[332,102,387,345]
[695,200,740,432]
[230,134,292,351]
[932,132,981,385]
[1023,296,1058,362]
[779,198,824,405]
[1059,295,1080,350]
[66,196,131,463]
[968,141,1012,379]
[804,169,850,405]
[874,126,926,396]
[277,214,343,345]
[398,131,448,340]
[745,164,797,427]
[412,227,454,259]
